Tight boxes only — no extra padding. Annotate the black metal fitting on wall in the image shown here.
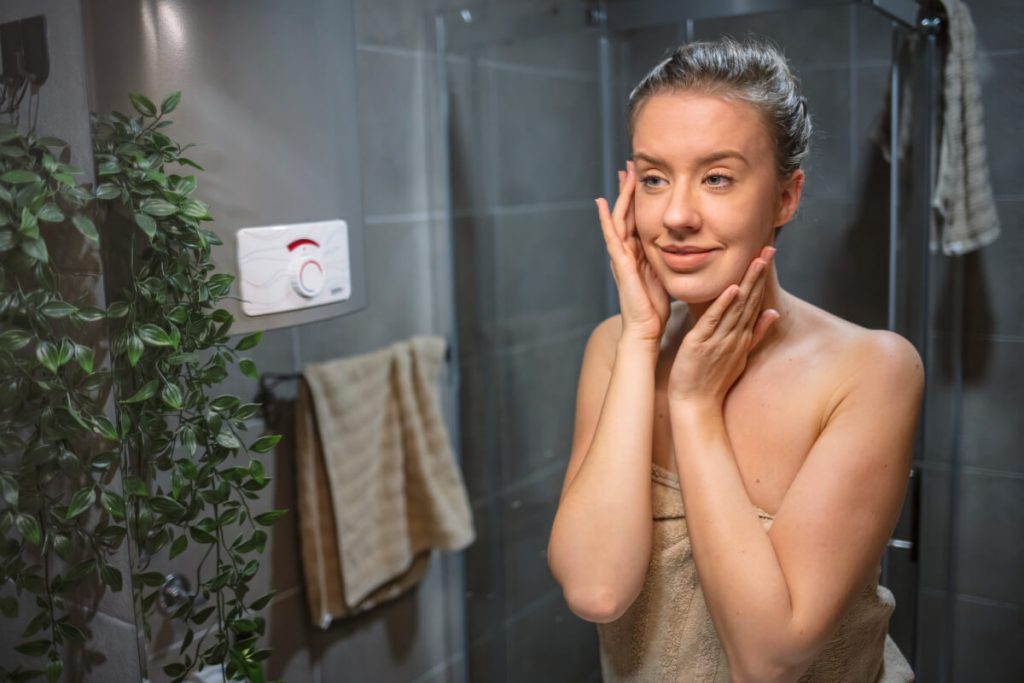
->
[0,15,49,115]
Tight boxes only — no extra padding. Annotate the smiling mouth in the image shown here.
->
[659,247,717,271]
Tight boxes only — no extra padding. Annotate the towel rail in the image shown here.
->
[254,343,452,420]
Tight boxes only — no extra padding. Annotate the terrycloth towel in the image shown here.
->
[876,0,1001,255]
[597,464,916,682]
[294,335,475,628]
[932,0,1001,254]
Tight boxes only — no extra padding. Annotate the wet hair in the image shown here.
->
[627,36,812,179]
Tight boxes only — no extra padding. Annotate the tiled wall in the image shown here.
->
[913,1,1024,681]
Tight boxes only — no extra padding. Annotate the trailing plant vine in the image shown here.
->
[0,120,112,683]
[0,92,285,683]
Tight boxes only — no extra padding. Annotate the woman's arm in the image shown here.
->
[547,317,659,623]
[550,162,671,623]
[669,292,923,682]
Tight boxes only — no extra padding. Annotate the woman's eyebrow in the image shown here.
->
[632,150,750,167]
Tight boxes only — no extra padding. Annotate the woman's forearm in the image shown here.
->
[548,336,659,622]
[669,401,800,681]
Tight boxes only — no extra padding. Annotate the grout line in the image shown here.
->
[914,459,1024,481]
[919,586,1021,611]
[977,47,1024,58]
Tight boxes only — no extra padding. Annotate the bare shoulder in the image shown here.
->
[583,312,623,368]
[802,304,924,405]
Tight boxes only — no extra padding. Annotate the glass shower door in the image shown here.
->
[434,4,608,682]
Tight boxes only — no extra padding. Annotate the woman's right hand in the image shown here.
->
[596,160,671,346]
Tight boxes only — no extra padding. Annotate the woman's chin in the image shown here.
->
[664,283,725,306]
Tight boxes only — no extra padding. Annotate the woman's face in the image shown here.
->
[631,91,803,304]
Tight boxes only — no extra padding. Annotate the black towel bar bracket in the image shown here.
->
[254,343,452,420]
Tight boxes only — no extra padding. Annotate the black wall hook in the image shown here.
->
[0,15,49,115]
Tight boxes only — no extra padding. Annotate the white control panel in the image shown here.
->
[236,219,351,317]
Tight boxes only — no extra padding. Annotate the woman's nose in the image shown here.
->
[662,186,701,232]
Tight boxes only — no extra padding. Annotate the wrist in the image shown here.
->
[616,333,660,358]
[667,395,723,422]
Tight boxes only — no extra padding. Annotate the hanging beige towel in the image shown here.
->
[294,335,475,628]
[932,0,1001,255]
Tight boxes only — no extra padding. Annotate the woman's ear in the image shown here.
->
[772,169,804,227]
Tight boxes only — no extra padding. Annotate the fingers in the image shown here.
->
[694,246,776,342]
[750,308,781,350]
[692,284,740,341]
[611,163,636,242]
[595,197,625,263]
[716,246,775,336]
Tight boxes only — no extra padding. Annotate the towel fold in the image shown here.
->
[875,0,1001,255]
[294,335,475,628]
[932,0,1001,254]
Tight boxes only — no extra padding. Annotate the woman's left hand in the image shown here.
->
[667,246,780,407]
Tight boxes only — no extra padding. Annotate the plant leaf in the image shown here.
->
[134,211,157,237]
[239,358,258,379]
[75,343,95,373]
[0,329,32,351]
[169,534,188,559]
[20,236,48,262]
[255,509,287,526]
[120,378,158,404]
[250,434,282,453]
[126,333,144,366]
[40,300,77,318]
[66,486,97,519]
[14,639,50,656]
[161,382,184,409]
[72,215,99,242]
[216,431,241,450]
[94,182,120,200]
[15,514,41,545]
[138,324,174,347]
[101,490,126,519]
[35,340,60,374]
[235,331,262,351]
[129,93,157,117]
[0,169,40,184]
[140,198,177,217]
[160,91,182,114]
[38,203,64,223]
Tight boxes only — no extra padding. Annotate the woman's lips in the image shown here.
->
[659,247,716,271]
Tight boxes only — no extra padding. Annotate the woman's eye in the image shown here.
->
[640,175,666,189]
[705,174,732,188]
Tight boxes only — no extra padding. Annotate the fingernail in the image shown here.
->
[766,246,777,258]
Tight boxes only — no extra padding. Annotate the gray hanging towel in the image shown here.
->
[933,0,1001,254]
[875,0,1001,255]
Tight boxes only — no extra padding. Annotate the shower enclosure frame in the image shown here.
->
[433,0,946,679]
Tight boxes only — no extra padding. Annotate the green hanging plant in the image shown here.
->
[0,92,285,683]
[92,92,284,683]
[0,121,115,683]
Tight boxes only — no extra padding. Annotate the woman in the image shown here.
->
[547,38,921,682]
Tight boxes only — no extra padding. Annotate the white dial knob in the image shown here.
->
[291,258,325,298]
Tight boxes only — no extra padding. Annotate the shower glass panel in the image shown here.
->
[436,1,953,680]
[434,4,607,682]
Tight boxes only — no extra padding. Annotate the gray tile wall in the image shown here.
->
[919,2,1024,680]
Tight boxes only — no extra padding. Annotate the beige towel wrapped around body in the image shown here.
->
[596,464,915,682]
[294,335,475,628]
